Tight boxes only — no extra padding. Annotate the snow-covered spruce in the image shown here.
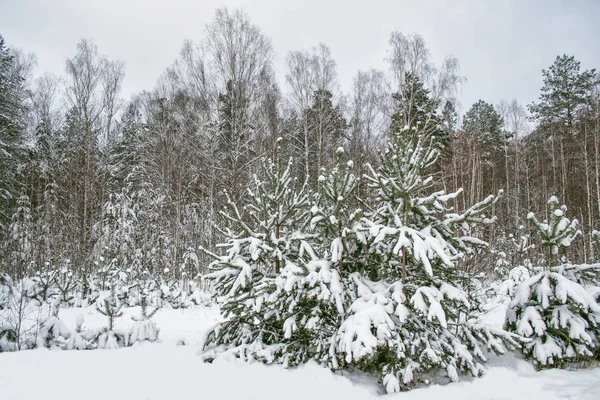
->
[200,254,345,367]
[309,151,362,276]
[37,315,71,349]
[349,127,521,391]
[506,197,600,368]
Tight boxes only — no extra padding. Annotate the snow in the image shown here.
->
[398,357,600,400]
[1,308,599,400]
[330,237,343,262]
[55,305,221,344]
[0,346,377,400]
[505,268,600,367]
[510,271,600,314]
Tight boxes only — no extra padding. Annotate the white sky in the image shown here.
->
[2,0,599,113]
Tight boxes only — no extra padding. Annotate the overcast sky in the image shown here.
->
[2,0,599,114]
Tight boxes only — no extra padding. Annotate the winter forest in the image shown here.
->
[1,5,600,399]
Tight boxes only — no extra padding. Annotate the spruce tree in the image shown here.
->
[0,36,28,242]
[93,189,141,278]
[301,89,348,190]
[593,231,600,262]
[216,79,256,205]
[6,195,34,277]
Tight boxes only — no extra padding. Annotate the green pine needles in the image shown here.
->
[201,131,519,393]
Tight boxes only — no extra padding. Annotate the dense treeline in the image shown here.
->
[1,8,599,279]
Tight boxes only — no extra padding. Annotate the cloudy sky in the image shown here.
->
[3,0,599,113]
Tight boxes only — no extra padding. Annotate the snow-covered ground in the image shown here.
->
[1,306,599,400]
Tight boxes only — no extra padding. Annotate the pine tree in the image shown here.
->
[528,55,596,135]
[96,284,123,331]
[390,73,447,153]
[64,314,94,350]
[309,147,362,274]
[201,104,519,393]
[200,154,312,359]
[526,55,598,215]
[506,196,600,369]
[344,121,516,392]
[129,286,160,344]
[300,89,348,189]
[95,282,128,349]
[463,99,507,158]
[527,196,581,267]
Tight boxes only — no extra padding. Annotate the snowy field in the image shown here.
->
[1,305,599,400]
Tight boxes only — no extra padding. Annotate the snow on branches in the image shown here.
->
[506,198,600,369]
[527,196,581,266]
[506,268,600,368]
[201,124,519,393]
